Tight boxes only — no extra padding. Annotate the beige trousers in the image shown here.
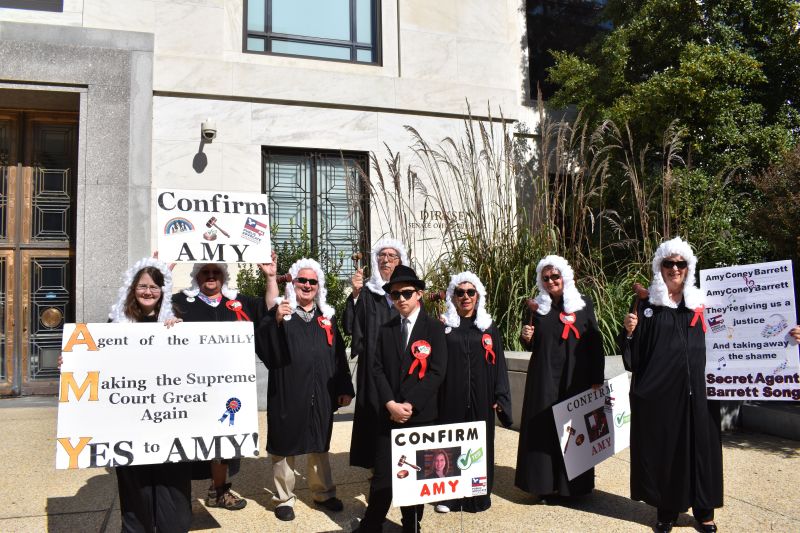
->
[271,452,336,507]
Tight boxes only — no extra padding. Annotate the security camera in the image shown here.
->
[201,119,217,142]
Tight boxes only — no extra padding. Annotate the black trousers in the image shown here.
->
[657,507,714,524]
[116,462,193,533]
[359,431,424,532]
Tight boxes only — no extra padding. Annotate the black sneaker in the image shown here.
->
[275,505,295,521]
[314,497,344,512]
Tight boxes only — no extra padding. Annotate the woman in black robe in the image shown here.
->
[107,257,192,533]
[620,237,723,533]
[346,238,409,469]
[514,255,604,500]
[436,271,512,513]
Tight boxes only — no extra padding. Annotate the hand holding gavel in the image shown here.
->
[426,290,446,302]
[624,283,649,335]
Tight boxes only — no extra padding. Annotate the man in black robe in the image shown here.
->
[355,265,448,533]
[257,258,355,522]
[620,237,723,533]
[172,260,277,510]
[347,238,410,469]
[438,271,513,513]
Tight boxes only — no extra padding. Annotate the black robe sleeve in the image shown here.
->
[350,293,366,359]
[372,321,396,409]
[332,321,356,400]
[342,294,357,337]
[255,308,291,370]
[491,325,514,427]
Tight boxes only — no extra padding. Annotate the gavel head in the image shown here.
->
[276,273,292,284]
[426,290,446,302]
[206,216,217,228]
[351,252,363,262]
[526,298,539,313]
[397,455,406,467]
[633,282,649,299]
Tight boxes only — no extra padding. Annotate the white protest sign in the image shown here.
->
[390,421,487,507]
[156,188,272,263]
[56,322,260,469]
[552,373,631,480]
[701,260,799,401]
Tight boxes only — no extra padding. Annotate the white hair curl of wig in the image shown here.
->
[182,263,238,300]
[364,238,410,295]
[274,258,334,321]
[108,257,176,323]
[533,255,586,315]
[440,271,493,331]
[647,237,703,309]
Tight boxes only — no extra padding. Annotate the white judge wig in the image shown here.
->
[533,255,586,315]
[440,271,493,331]
[365,238,410,295]
[275,258,335,319]
[182,263,238,300]
[108,257,176,323]
[647,237,703,309]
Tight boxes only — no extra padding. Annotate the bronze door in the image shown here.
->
[0,111,77,395]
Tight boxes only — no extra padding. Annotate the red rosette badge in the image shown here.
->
[408,340,432,379]
[482,333,496,364]
[690,305,707,333]
[559,312,580,340]
[226,299,251,322]
[317,316,334,346]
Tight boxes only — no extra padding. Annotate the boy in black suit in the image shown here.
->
[355,265,448,533]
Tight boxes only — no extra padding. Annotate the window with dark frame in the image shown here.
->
[244,0,380,64]
[263,148,369,277]
[0,0,63,12]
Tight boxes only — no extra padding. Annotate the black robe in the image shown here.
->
[348,289,398,468]
[257,308,355,456]
[172,291,266,479]
[438,316,513,512]
[515,297,605,496]
[619,298,723,512]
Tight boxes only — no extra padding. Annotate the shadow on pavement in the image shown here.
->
[723,429,799,458]
[45,468,116,533]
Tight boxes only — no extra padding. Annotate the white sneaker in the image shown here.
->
[435,504,450,514]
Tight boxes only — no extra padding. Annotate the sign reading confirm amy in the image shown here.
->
[156,188,272,263]
[701,260,799,401]
[56,322,259,469]
[552,373,631,480]
[390,421,487,507]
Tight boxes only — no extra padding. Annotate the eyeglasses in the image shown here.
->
[135,284,162,293]
[199,269,222,277]
[662,260,688,270]
[295,277,319,286]
[454,288,477,297]
[390,289,417,301]
[378,252,400,260]
[542,273,562,283]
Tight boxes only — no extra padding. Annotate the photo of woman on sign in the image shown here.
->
[418,448,458,480]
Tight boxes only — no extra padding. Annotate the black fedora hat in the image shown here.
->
[382,264,426,292]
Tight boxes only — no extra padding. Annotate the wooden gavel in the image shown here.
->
[276,273,292,283]
[631,282,649,313]
[352,252,363,269]
[426,290,446,302]
[526,298,539,326]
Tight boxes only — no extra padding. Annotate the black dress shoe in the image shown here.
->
[696,522,718,533]
[655,520,674,533]
[275,506,295,521]
[315,497,344,512]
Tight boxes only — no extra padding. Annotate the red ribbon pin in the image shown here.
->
[408,340,432,379]
[226,300,251,322]
[482,333,496,364]
[317,316,334,346]
[690,305,707,333]
[560,312,580,340]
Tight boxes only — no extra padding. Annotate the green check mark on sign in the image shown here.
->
[457,448,484,470]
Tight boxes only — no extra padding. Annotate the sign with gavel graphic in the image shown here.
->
[156,188,272,263]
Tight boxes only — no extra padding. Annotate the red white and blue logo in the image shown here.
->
[242,217,267,244]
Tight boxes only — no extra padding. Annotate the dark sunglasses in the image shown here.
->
[199,269,222,276]
[295,277,319,286]
[542,273,562,282]
[454,288,477,297]
[662,260,688,270]
[390,289,417,301]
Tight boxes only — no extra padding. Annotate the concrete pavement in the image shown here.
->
[1,396,798,532]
